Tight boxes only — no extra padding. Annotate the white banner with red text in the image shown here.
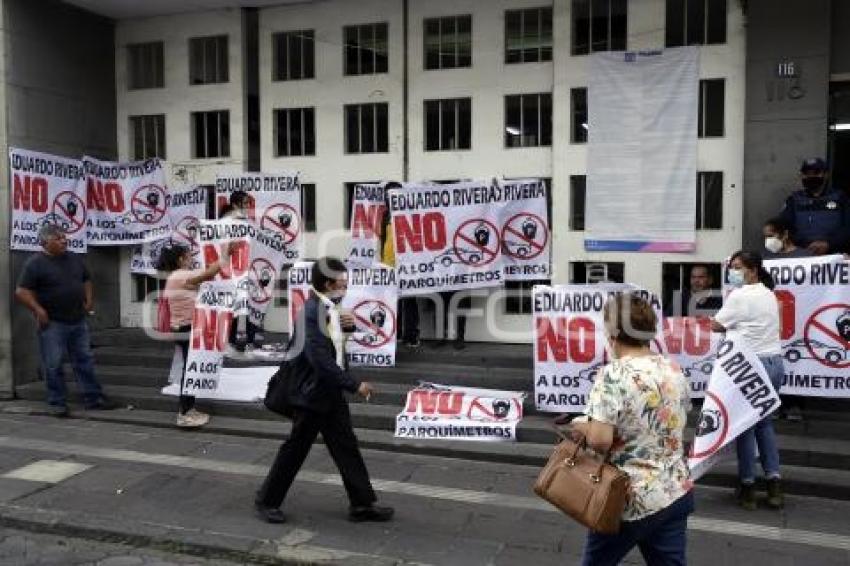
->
[348,183,387,266]
[395,383,525,442]
[181,280,237,398]
[9,147,87,253]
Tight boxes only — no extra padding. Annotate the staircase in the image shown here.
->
[11,328,850,500]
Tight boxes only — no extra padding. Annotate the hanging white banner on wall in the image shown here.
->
[182,279,237,398]
[215,172,302,262]
[131,185,207,275]
[585,47,699,253]
[348,183,387,266]
[500,179,551,281]
[82,156,171,245]
[9,147,87,253]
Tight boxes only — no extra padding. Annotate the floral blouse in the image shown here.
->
[584,354,692,521]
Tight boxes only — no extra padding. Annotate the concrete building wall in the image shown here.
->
[831,0,850,76]
[743,0,832,251]
[2,0,117,392]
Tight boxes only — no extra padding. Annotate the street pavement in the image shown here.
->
[0,409,847,565]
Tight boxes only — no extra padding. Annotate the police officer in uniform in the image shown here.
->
[778,158,850,255]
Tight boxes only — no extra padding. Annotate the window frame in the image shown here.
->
[344,103,390,154]
[423,14,473,70]
[505,7,553,64]
[569,175,586,231]
[424,98,472,151]
[191,110,231,159]
[570,87,588,144]
[569,261,625,284]
[665,0,727,47]
[696,171,723,230]
[504,93,552,148]
[570,0,628,56]
[272,30,316,81]
[189,35,229,85]
[344,22,389,76]
[127,41,164,90]
[698,78,725,138]
[274,107,316,157]
[301,183,317,232]
[129,114,166,160]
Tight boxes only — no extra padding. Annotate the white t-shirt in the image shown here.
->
[714,283,781,356]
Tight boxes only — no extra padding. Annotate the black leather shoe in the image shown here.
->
[255,501,286,524]
[348,504,394,522]
[85,396,119,411]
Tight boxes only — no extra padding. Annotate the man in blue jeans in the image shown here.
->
[15,224,115,417]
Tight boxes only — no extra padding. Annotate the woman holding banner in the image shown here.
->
[573,293,694,566]
[158,244,225,428]
[711,251,785,510]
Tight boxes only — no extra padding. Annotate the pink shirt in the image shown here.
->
[164,269,200,327]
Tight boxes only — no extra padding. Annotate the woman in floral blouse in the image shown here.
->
[573,292,694,566]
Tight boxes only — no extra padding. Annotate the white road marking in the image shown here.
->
[0,436,849,551]
[2,459,91,484]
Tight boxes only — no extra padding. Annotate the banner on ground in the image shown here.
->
[585,47,698,252]
[395,383,525,442]
[388,179,550,295]
[215,172,302,262]
[287,261,398,367]
[9,147,87,253]
[533,284,665,413]
[131,185,207,274]
[82,156,171,245]
[348,183,386,266]
[181,280,237,398]
[688,332,781,480]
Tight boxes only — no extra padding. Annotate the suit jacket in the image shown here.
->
[286,294,360,413]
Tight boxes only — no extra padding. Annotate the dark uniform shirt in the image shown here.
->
[778,188,850,253]
[18,252,90,323]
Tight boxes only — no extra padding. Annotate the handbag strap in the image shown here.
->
[554,425,616,483]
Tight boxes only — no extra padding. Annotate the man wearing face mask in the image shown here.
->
[777,158,850,255]
[762,218,812,259]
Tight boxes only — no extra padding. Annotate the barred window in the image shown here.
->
[274,108,316,157]
[130,115,166,160]
[698,79,725,138]
[273,30,315,81]
[189,35,228,85]
[696,171,723,229]
[424,98,471,151]
[344,23,389,75]
[505,7,553,63]
[424,15,472,70]
[127,42,164,89]
[191,110,230,159]
[665,0,727,47]
[571,0,627,55]
[344,103,389,154]
[505,93,552,148]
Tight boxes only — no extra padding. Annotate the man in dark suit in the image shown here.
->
[255,257,393,524]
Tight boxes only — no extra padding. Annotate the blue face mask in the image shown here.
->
[728,269,745,287]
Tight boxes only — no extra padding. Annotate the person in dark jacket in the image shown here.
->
[254,257,393,524]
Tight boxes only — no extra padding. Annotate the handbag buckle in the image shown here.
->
[564,458,576,467]
[589,474,600,483]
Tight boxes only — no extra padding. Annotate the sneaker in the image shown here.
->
[766,478,785,509]
[254,501,286,524]
[85,396,119,411]
[348,504,394,523]
[785,406,803,422]
[736,482,757,511]
[176,411,208,428]
[185,409,210,426]
[47,404,69,418]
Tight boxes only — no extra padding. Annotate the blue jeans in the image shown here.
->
[37,319,102,407]
[736,355,784,483]
[582,491,694,566]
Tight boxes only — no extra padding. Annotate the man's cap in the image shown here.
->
[800,157,827,173]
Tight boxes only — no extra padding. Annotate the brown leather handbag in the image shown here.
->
[533,429,630,534]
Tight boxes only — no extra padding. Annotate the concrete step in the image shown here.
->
[4,399,850,502]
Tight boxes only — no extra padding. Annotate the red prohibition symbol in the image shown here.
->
[351,299,396,348]
[452,218,500,267]
[500,212,548,260]
[131,184,167,224]
[51,190,86,234]
[689,391,729,459]
[261,203,300,244]
[803,303,850,369]
[467,396,523,420]
[247,258,276,304]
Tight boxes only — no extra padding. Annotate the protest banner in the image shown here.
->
[215,172,302,262]
[163,365,274,402]
[348,183,386,266]
[131,185,207,274]
[499,178,550,280]
[662,316,722,398]
[395,383,525,442]
[9,147,87,253]
[688,332,781,480]
[533,284,665,413]
[197,219,252,280]
[287,261,313,333]
[82,156,171,245]
[243,226,289,327]
[181,280,237,398]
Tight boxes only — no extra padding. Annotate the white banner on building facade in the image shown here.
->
[348,183,386,266]
[82,156,171,245]
[499,179,551,281]
[689,332,781,480]
[585,47,699,253]
[9,147,87,253]
[181,280,236,398]
[395,383,525,442]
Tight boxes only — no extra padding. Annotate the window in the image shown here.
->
[696,171,723,229]
[698,78,724,137]
[505,93,552,148]
[191,110,230,158]
[344,103,389,154]
[665,0,727,47]
[569,261,624,283]
[424,15,472,70]
[569,175,586,230]
[505,7,553,63]
[662,262,722,316]
[130,115,166,160]
[571,88,588,143]
[344,23,388,75]
[189,35,228,85]
[424,98,472,151]
[505,280,550,314]
[301,183,316,232]
[127,42,164,89]
[571,0,627,55]
[274,108,315,157]
[344,182,380,226]
[132,274,165,303]
[273,30,315,81]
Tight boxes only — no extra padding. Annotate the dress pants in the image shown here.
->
[257,394,377,509]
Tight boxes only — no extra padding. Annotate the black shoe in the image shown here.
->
[47,404,69,418]
[736,483,757,511]
[766,478,785,509]
[348,504,394,523]
[255,501,286,524]
[85,396,119,411]
[453,339,466,350]
[433,339,448,349]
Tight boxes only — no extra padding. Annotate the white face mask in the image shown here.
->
[764,236,783,254]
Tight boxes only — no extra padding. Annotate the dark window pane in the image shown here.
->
[505,10,522,63]
[304,108,315,155]
[345,106,360,153]
[458,98,471,149]
[274,34,287,80]
[361,104,375,153]
[189,39,203,84]
[591,0,609,52]
[610,0,628,50]
[154,43,164,87]
[290,109,303,156]
[572,0,590,55]
[345,26,359,75]
[699,78,724,137]
[707,0,727,44]
[303,31,315,78]
[425,19,441,69]
[522,95,539,146]
[376,103,388,152]
[205,38,218,82]
[156,115,166,158]
[697,171,723,229]
[666,0,684,47]
[457,16,472,67]
[144,116,156,156]
[541,8,553,61]
[571,88,588,143]
[131,118,143,159]
[193,114,204,157]
[522,9,539,62]
[218,37,228,82]
[540,93,552,146]
[275,110,287,156]
[360,25,374,74]
[205,114,218,157]
[375,23,389,72]
[220,112,230,157]
[289,33,303,80]
[441,99,455,149]
[505,95,521,147]
[301,183,316,232]
[570,175,586,230]
[686,0,705,45]
[425,100,440,150]
[440,17,457,69]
